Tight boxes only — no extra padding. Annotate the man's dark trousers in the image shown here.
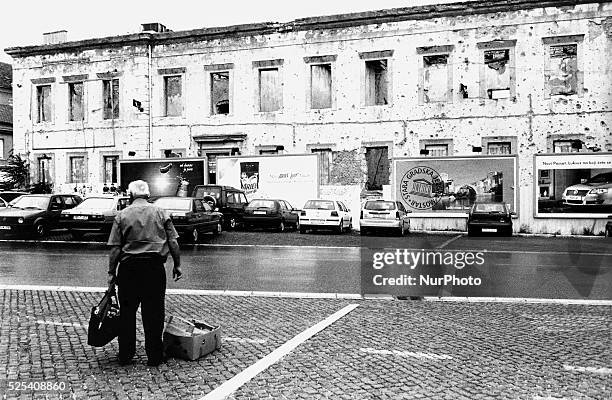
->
[117,256,166,364]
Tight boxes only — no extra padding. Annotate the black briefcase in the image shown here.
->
[87,286,120,347]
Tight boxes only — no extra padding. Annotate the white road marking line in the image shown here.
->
[436,234,464,249]
[424,296,612,306]
[36,320,85,329]
[200,303,359,400]
[224,337,268,344]
[563,365,612,374]
[360,347,452,360]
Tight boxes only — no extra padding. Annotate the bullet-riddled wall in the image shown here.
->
[6,0,612,234]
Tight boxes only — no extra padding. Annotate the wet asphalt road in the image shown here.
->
[0,232,610,299]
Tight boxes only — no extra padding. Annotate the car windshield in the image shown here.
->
[76,198,115,209]
[364,201,396,211]
[474,203,505,213]
[193,187,221,199]
[586,173,612,184]
[11,196,50,210]
[249,200,276,209]
[154,198,191,211]
[304,200,335,210]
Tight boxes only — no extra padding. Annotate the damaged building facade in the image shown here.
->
[6,0,612,234]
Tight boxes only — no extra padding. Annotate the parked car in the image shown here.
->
[60,195,130,239]
[360,199,410,236]
[154,196,223,242]
[562,172,612,207]
[606,215,612,238]
[243,199,300,231]
[0,191,29,204]
[192,185,248,230]
[0,194,82,238]
[467,202,513,236]
[299,199,352,234]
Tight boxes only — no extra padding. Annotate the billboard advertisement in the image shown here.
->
[217,154,319,209]
[393,156,517,213]
[534,153,612,218]
[119,159,206,198]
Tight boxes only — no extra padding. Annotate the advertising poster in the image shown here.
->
[393,156,517,213]
[534,153,612,218]
[119,159,206,198]
[217,154,319,208]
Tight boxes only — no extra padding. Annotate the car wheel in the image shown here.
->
[278,220,286,232]
[213,222,222,236]
[335,222,343,234]
[33,221,46,239]
[346,219,353,233]
[398,224,405,237]
[295,220,300,231]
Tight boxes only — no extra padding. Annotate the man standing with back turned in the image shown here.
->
[107,180,183,366]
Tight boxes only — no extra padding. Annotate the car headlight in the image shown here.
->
[589,188,607,194]
[18,218,24,224]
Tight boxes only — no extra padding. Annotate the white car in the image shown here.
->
[299,199,352,234]
[360,199,411,236]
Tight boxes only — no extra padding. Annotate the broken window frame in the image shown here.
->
[309,63,333,110]
[364,59,389,106]
[163,75,183,117]
[486,142,512,155]
[477,40,516,100]
[36,84,52,123]
[365,146,390,191]
[553,140,580,153]
[425,144,449,157]
[102,78,120,120]
[68,81,85,122]
[68,155,86,184]
[311,148,333,185]
[542,35,584,99]
[210,70,231,115]
[417,45,454,104]
[103,155,119,184]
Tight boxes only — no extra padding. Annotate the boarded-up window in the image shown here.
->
[103,155,118,183]
[103,79,119,119]
[310,64,332,109]
[423,55,448,102]
[211,72,229,115]
[487,142,511,155]
[37,85,52,123]
[365,147,389,190]
[484,50,510,99]
[425,144,448,157]
[69,82,84,121]
[365,60,388,106]
[70,156,85,183]
[164,75,182,116]
[259,68,281,112]
[548,44,578,96]
[311,148,332,185]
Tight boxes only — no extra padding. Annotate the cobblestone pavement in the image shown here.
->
[0,290,610,399]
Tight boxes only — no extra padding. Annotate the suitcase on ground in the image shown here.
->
[163,315,222,361]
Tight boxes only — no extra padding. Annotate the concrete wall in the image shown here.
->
[8,1,612,233]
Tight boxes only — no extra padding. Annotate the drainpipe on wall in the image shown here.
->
[148,42,153,158]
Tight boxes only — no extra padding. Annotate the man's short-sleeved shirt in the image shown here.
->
[107,198,179,262]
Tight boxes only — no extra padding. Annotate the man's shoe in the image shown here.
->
[118,357,134,366]
[146,358,166,367]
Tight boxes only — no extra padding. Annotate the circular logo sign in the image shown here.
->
[400,166,444,210]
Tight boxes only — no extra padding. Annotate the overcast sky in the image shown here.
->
[0,0,454,64]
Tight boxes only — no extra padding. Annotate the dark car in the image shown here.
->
[0,194,82,238]
[192,185,248,230]
[467,202,513,236]
[243,199,300,232]
[154,196,223,242]
[606,215,612,238]
[60,195,130,239]
[0,191,29,204]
